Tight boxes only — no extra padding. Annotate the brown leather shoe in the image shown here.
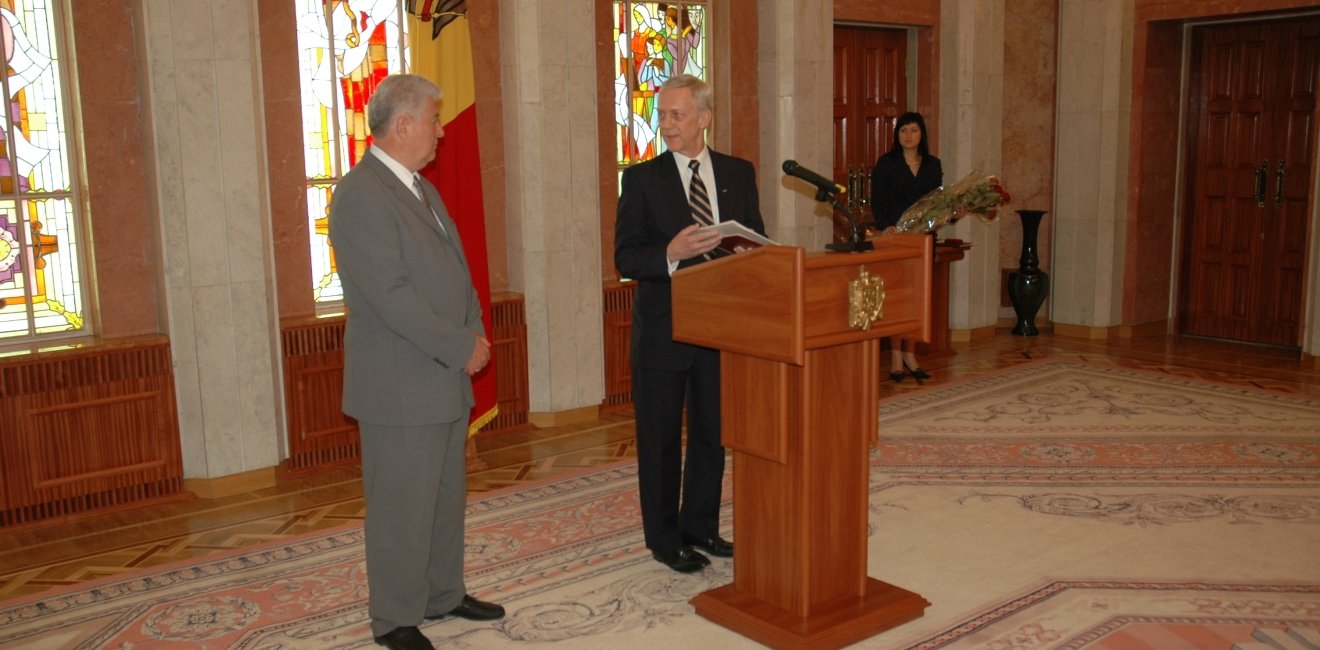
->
[374,626,435,650]
[425,594,505,621]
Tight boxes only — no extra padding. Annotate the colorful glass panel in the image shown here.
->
[613,1,707,168]
[0,0,85,340]
[296,0,407,305]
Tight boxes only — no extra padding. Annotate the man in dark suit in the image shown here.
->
[329,74,504,650]
[614,74,767,573]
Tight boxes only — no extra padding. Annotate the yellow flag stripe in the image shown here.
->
[408,13,475,126]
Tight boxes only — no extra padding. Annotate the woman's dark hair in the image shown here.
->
[889,111,930,159]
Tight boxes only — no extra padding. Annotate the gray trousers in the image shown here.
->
[360,418,468,637]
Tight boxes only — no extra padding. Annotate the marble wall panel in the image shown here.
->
[216,59,267,286]
[1093,213,1121,318]
[190,283,242,472]
[544,248,580,407]
[500,0,603,412]
[72,1,161,337]
[174,66,231,288]
[1097,110,1124,220]
[231,279,282,464]
[167,0,216,59]
[1052,0,1130,328]
[942,0,1005,330]
[469,1,509,293]
[1050,218,1084,320]
[165,283,204,472]
[1000,0,1057,300]
[834,0,938,26]
[758,0,834,251]
[141,0,284,478]
[211,0,253,61]
[729,0,761,165]
[594,1,618,284]
[258,1,314,319]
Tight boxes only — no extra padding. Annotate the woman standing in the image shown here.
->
[870,112,942,382]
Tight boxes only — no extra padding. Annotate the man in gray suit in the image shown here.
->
[329,74,503,650]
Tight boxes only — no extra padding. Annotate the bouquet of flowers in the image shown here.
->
[895,170,1012,233]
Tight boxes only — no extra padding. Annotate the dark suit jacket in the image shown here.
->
[614,149,766,371]
[328,150,484,426]
[870,151,943,229]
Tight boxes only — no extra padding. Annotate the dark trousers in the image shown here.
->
[632,347,725,552]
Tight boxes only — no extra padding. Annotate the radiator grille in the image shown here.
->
[0,339,185,528]
[602,282,635,410]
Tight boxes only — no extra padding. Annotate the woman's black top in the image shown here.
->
[870,151,943,229]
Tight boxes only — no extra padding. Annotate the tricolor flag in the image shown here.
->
[408,0,498,436]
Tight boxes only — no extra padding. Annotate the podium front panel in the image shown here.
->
[731,339,878,612]
[673,247,804,365]
[721,354,790,463]
[802,239,933,349]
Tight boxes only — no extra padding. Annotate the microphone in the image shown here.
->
[782,159,872,253]
[782,160,845,195]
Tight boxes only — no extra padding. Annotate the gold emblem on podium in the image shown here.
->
[848,266,885,330]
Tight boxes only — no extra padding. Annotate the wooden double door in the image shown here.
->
[1181,18,1320,347]
[833,26,907,234]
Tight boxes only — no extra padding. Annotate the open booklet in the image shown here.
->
[697,220,779,255]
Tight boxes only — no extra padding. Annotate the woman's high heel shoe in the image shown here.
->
[904,362,931,380]
[889,370,906,382]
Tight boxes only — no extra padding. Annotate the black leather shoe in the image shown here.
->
[889,371,906,382]
[425,594,505,621]
[652,547,710,573]
[375,626,435,650]
[904,363,931,380]
[681,534,733,558]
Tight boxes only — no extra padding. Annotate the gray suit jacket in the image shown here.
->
[328,149,483,426]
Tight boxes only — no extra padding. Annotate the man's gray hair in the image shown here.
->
[367,74,442,134]
[660,74,713,112]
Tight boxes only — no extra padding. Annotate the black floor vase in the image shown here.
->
[1007,210,1049,336]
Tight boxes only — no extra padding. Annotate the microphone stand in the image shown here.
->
[818,187,874,252]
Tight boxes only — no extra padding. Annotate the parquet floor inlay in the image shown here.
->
[0,333,1315,600]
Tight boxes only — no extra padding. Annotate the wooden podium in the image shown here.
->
[672,236,933,649]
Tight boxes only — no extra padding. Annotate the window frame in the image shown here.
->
[0,0,93,347]
[613,0,712,179]
[298,0,411,312]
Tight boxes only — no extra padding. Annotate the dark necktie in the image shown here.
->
[413,176,448,236]
[688,159,715,227]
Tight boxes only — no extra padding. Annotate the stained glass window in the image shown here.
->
[613,1,708,171]
[296,0,408,305]
[0,0,85,341]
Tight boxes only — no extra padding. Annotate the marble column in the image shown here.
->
[500,0,605,413]
[139,0,285,478]
[756,0,835,249]
[1050,0,1132,328]
[940,0,1006,332]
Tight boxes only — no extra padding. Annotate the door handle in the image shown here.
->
[846,167,858,213]
[1255,160,1267,207]
[1274,159,1284,208]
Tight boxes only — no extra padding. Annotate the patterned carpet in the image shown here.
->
[868,361,1320,649]
[2,360,1318,649]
